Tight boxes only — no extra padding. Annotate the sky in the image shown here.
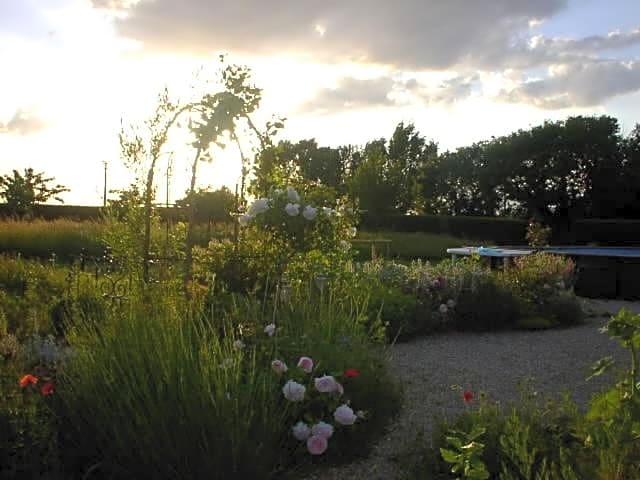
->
[1,0,640,205]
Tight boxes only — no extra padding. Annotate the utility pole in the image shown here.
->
[103,160,108,207]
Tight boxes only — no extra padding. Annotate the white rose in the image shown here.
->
[446,299,456,309]
[292,421,311,441]
[349,227,357,238]
[311,421,334,439]
[314,375,339,393]
[271,359,288,374]
[238,214,254,226]
[264,323,276,337]
[285,203,300,216]
[302,205,318,220]
[248,198,270,215]
[439,304,448,314]
[282,380,306,402]
[333,404,357,425]
[286,186,300,203]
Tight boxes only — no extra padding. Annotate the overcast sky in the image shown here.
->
[1,0,640,204]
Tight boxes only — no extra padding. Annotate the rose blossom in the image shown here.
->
[344,368,360,378]
[302,205,318,220]
[311,421,334,439]
[334,404,357,425]
[248,198,270,215]
[264,323,276,336]
[292,421,311,441]
[19,374,38,388]
[286,186,300,203]
[463,391,474,404]
[314,375,340,393]
[41,382,55,396]
[349,227,357,238]
[282,380,306,402]
[297,356,314,373]
[307,435,328,455]
[439,304,448,314]
[446,299,456,309]
[271,360,288,375]
[285,203,300,216]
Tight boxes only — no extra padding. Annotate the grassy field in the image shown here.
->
[0,218,492,263]
[353,230,492,261]
[0,218,105,260]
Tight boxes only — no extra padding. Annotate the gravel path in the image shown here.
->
[306,298,640,480]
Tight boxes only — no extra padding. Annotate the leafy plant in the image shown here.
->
[440,425,490,479]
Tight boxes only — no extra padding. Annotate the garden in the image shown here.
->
[1,62,639,480]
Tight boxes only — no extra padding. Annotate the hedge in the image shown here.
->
[360,214,528,244]
[0,204,188,222]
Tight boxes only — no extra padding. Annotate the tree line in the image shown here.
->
[250,115,640,221]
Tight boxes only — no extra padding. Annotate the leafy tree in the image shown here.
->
[176,187,235,224]
[0,168,69,218]
[387,122,437,213]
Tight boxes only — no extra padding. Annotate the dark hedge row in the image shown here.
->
[360,213,528,243]
[361,213,640,246]
[0,204,187,222]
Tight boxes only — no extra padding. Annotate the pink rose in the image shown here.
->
[314,375,339,393]
[334,404,357,425]
[297,356,314,373]
[271,360,288,375]
[311,421,334,439]
[306,434,328,455]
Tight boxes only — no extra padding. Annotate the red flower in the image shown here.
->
[41,382,55,396]
[463,390,474,404]
[344,368,361,378]
[19,374,38,388]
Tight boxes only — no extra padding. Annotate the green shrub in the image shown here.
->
[542,293,584,327]
[453,279,520,331]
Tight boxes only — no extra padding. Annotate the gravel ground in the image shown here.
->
[305,298,640,480]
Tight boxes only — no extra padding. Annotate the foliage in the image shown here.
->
[0,257,106,339]
[525,220,551,248]
[498,253,579,326]
[175,186,236,224]
[360,214,527,244]
[440,425,490,480]
[0,168,69,219]
[55,286,400,479]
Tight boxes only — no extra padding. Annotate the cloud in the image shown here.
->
[95,0,573,69]
[302,77,395,113]
[500,61,640,108]
[301,73,481,113]
[0,109,48,135]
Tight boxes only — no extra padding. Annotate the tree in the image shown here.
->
[176,187,236,224]
[0,168,69,218]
